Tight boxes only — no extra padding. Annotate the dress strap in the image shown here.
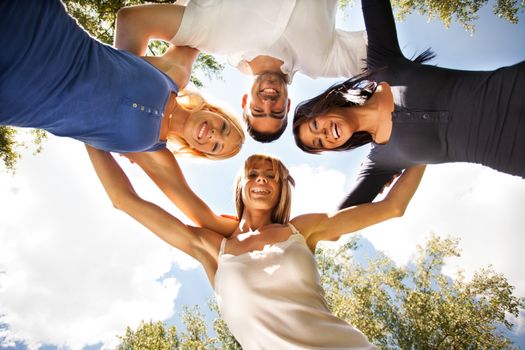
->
[287,222,300,235]
[219,238,227,255]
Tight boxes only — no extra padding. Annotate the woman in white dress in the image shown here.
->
[86,145,424,349]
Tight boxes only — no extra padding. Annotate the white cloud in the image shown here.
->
[0,137,185,349]
[290,164,346,216]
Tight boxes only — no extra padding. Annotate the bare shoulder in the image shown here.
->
[290,213,327,237]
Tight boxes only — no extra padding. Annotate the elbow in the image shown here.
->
[115,7,133,28]
[388,201,407,219]
[107,191,133,212]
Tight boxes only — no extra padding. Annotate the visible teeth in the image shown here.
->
[252,189,269,194]
[261,88,277,95]
[198,122,207,139]
[332,123,339,139]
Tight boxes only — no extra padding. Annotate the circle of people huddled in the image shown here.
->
[1,0,523,348]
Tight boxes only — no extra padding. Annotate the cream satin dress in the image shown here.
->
[214,223,377,350]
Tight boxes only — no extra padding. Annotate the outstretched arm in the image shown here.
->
[115,3,186,55]
[123,149,238,236]
[86,145,222,280]
[295,164,425,250]
[363,0,404,69]
[115,3,198,89]
[339,159,403,208]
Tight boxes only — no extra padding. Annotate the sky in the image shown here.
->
[1,1,525,349]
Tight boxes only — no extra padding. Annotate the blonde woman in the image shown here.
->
[0,0,244,234]
[87,145,425,349]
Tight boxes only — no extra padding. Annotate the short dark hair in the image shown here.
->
[242,108,288,143]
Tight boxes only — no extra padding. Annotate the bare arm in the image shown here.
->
[86,145,222,281]
[115,3,198,89]
[115,3,186,55]
[294,165,426,250]
[123,149,238,236]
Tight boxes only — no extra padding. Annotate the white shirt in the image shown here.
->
[171,0,367,82]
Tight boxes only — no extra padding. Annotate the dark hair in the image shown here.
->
[242,109,288,143]
[292,49,436,154]
[292,72,376,154]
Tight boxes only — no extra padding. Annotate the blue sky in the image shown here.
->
[1,1,524,349]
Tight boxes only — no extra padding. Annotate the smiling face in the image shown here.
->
[241,159,281,212]
[242,72,290,135]
[298,111,353,151]
[182,110,243,157]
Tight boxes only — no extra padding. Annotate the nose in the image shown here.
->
[208,128,223,141]
[256,175,268,183]
[263,100,272,114]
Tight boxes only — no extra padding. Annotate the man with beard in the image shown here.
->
[116,0,368,142]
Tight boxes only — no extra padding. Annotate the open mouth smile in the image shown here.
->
[331,122,341,140]
[251,188,271,196]
[195,121,209,141]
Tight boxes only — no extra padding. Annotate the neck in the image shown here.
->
[166,103,190,139]
[346,83,394,143]
[247,55,285,76]
[237,208,274,233]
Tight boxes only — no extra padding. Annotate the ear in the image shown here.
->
[241,94,248,109]
[287,98,291,113]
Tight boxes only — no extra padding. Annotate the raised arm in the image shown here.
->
[363,0,404,69]
[115,3,186,56]
[123,149,238,236]
[294,164,425,251]
[86,145,222,281]
[339,158,403,208]
[115,3,198,89]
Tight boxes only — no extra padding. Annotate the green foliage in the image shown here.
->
[2,0,224,172]
[319,234,524,349]
[0,127,47,174]
[116,304,240,350]
[117,320,179,350]
[338,0,524,33]
[0,126,20,173]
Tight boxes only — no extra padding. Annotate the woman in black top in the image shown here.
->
[292,0,525,208]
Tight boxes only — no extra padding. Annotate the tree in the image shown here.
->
[319,234,525,349]
[1,0,224,172]
[116,304,240,350]
[338,0,524,34]
[117,234,524,349]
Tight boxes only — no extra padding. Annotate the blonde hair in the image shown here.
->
[167,90,245,160]
[234,154,295,224]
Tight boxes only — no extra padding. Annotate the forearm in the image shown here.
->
[114,7,150,55]
[114,4,186,55]
[86,145,199,253]
[143,45,199,88]
[125,150,235,236]
[383,165,426,215]
[86,145,137,208]
[303,165,425,245]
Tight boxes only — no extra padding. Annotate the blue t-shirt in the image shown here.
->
[0,0,179,153]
